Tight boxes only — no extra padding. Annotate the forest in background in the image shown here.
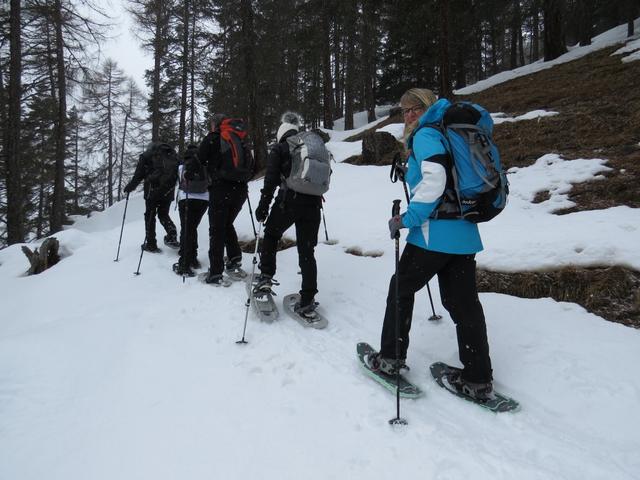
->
[0,0,638,246]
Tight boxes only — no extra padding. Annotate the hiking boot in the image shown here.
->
[446,370,494,402]
[225,256,242,271]
[364,352,407,376]
[190,258,202,270]
[204,272,231,287]
[164,234,179,249]
[172,262,195,277]
[225,257,243,274]
[142,242,160,253]
[293,301,319,320]
[252,273,277,294]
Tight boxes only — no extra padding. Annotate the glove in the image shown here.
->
[388,215,405,240]
[124,183,135,194]
[255,201,269,223]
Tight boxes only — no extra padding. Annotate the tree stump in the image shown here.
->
[22,237,61,275]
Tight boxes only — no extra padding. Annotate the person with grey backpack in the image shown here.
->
[254,112,331,319]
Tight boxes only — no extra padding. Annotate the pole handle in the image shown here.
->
[392,199,401,217]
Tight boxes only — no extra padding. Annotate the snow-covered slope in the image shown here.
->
[3,20,640,476]
[456,17,640,95]
[2,125,639,479]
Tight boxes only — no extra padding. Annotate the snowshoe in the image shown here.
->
[172,262,195,277]
[282,294,328,329]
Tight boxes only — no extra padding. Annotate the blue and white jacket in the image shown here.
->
[402,99,483,255]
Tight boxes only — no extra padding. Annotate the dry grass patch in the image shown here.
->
[240,236,296,253]
[477,266,640,328]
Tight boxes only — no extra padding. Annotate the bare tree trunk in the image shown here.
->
[107,72,114,206]
[531,0,540,62]
[74,118,79,210]
[240,0,266,167]
[45,17,57,100]
[626,0,636,37]
[51,0,67,233]
[332,19,343,120]
[6,0,25,244]
[151,1,163,143]
[543,0,567,61]
[343,0,356,130]
[189,3,196,144]
[118,105,130,202]
[439,0,453,99]
[577,0,594,46]
[178,0,190,155]
[321,0,334,129]
[362,0,377,123]
[510,0,523,68]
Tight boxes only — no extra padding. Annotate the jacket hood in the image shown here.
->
[417,98,451,128]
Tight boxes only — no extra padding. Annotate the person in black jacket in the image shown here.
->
[124,142,179,252]
[254,112,322,319]
[198,114,251,286]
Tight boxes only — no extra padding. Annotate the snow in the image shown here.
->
[491,110,559,124]
[3,20,640,480]
[2,122,639,479]
[456,17,640,95]
[613,37,640,63]
[330,105,394,132]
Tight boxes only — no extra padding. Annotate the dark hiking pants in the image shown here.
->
[208,182,247,276]
[259,194,321,306]
[380,243,492,383]
[144,195,176,247]
[178,198,208,268]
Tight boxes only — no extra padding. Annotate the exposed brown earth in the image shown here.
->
[465,45,640,328]
[346,44,640,327]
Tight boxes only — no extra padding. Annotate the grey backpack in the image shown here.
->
[285,131,332,196]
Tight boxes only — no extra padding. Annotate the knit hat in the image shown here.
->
[276,112,302,142]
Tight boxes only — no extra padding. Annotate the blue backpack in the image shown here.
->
[421,101,508,223]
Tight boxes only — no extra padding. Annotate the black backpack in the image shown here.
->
[147,143,179,196]
[216,118,255,182]
[180,146,209,194]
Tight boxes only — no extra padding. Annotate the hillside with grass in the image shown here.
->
[345,28,640,327]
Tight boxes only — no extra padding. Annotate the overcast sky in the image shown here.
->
[99,0,151,91]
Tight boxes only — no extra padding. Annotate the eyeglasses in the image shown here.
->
[401,105,425,116]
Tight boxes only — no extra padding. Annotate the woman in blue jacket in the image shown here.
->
[367,88,493,400]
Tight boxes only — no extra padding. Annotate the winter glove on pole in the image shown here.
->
[255,200,269,223]
[388,214,405,240]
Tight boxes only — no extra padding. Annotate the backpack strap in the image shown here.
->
[410,122,464,219]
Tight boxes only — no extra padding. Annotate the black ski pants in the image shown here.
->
[208,182,247,276]
[144,195,176,247]
[380,243,492,383]
[178,198,208,268]
[259,193,321,306]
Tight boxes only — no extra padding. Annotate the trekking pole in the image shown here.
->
[237,221,263,345]
[389,199,407,426]
[321,203,329,242]
[246,194,258,238]
[182,188,190,284]
[401,180,442,322]
[134,237,145,276]
[114,193,129,262]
